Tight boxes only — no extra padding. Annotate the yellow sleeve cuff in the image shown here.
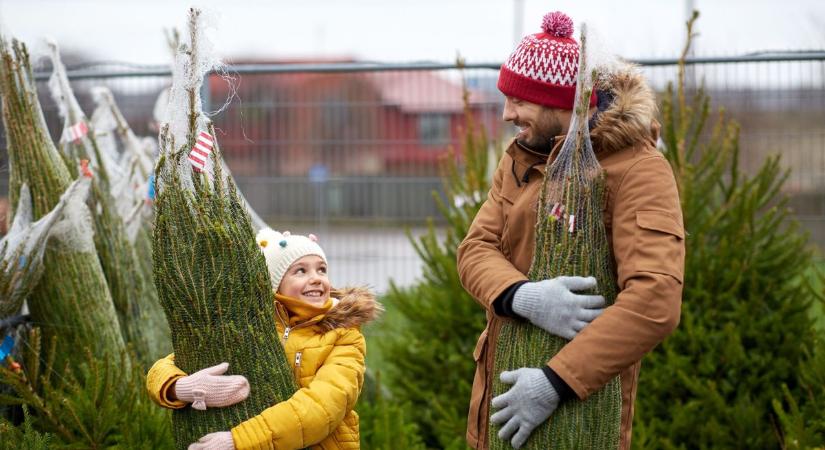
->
[146,354,189,409]
[232,402,301,450]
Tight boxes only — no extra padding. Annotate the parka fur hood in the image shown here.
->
[590,63,659,154]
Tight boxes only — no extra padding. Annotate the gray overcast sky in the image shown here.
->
[1,0,824,65]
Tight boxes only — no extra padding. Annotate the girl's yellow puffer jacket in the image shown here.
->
[146,287,380,450]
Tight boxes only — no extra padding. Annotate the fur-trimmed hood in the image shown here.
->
[316,286,383,332]
[590,63,659,154]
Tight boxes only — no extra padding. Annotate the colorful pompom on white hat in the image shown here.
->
[256,227,327,290]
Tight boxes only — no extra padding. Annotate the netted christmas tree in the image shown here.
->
[489,24,622,450]
[632,12,825,449]
[46,40,169,363]
[153,8,296,449]
[0,37,125,370]
[89,85,156,238]
[90,86,160,341]
[376,65,490,450]
[0,180,89,318]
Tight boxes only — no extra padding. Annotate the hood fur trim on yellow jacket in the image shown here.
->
[318,286,383,332]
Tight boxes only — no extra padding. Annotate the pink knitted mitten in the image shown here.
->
[188,431,235,450]
[173,362,249,410]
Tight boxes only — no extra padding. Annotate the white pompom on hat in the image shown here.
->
[256,227,327,290]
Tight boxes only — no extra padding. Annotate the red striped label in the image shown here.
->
[188,132,214,172]
[66,121,88,143]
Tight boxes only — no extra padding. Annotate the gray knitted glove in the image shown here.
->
[491,368,560,449]
[188,431,235,450]
[512,276,605,340]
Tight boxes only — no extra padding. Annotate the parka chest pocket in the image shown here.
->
[634,210,685,282]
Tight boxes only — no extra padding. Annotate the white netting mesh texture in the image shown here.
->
[47,174,96,254]
[157,8,266,230]
[1,176,93,314]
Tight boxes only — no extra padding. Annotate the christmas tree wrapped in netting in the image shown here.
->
[0,37,125,369]
[490,24,622,449]
[90,85,156,237]
[90,86,160,335]
[46,40,170,362]
[153,8,296,449]
[88,85,171,359]
[0,180,87,317]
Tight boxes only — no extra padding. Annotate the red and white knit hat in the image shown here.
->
[498,11,596,110]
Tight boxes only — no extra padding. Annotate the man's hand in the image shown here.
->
[513,276,605,340]
[491,368,560,449]
[188,431,235,450]
[173,362,249,410]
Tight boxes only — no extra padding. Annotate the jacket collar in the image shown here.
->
[273,287,383,332]
[506,64,660,184]
[275,293,333,327]
[506,137,565,172]
[505,137,563,186]
[589,64,660,153]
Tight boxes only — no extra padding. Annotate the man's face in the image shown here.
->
[502,96,571,151]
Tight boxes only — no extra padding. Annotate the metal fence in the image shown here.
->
[1,53,823,292]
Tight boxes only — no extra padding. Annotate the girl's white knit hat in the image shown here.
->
[256,227,327,290]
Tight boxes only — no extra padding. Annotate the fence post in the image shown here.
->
[200,73,211,114]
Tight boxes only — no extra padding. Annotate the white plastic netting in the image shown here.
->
[90,86,155,239]
[1,176,93,316]
[158,9,265,229]
[47,171,96,254]
[46,39,122,183]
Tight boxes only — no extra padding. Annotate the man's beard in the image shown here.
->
[516,113,562,153]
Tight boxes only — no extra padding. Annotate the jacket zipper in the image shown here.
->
[294,351,303,379]
[273,300,317,381]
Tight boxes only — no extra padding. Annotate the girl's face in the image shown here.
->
[278,255,330,306]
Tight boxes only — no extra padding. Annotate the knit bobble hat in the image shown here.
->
[497,11,596,110]
[256,227,327,291]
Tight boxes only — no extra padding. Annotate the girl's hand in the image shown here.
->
[173,362,249,410]
[188,431,235,450]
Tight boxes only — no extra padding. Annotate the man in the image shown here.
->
[457,11,685,450]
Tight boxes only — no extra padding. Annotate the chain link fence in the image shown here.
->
[1,53,823,291]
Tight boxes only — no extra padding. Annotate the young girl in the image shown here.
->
[147,228,381,450]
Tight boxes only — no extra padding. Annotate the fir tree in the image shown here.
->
[376,68,490,449]
[0,406,52,450]
[633,12,825,449]
[153,9,296,448]
[0,327,174,449]
[355,371,427,450]
[47,40,169,365]
[0,37,125,372]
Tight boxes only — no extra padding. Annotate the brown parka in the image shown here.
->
[457,67,685,450]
